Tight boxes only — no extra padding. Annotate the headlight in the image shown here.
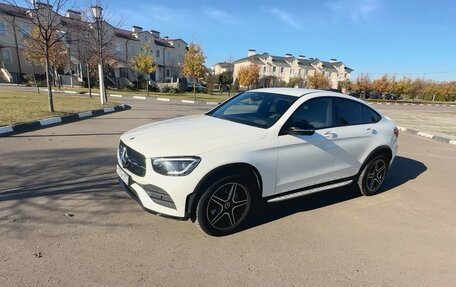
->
[152,157,201,176]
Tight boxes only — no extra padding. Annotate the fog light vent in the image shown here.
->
[141,184,176,210]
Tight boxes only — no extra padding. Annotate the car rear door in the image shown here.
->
[328,98,382,179]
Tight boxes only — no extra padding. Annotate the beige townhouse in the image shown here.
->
[0,3,42,83]
[213,61,234,75]
[233,49,353,90]
[0,2,188,87]
[132,27,187,83]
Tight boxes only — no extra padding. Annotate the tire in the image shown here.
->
[357,155,388,196]
[194,175,252,236]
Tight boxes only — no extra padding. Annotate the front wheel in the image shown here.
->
[194,176,252,236]
[357,155,388,196]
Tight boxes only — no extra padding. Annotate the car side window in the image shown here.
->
[333,98,363,126]
[361,104,381,123]
[287,98,333,129]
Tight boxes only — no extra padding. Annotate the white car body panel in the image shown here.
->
[117,88,398,218]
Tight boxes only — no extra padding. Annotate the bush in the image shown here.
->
[160,85,171,93]
[148,84,159,92]
[23,73,35,85]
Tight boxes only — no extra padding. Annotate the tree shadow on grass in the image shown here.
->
[241,156,427,232]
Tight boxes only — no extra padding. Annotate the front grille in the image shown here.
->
[118,141,146,176]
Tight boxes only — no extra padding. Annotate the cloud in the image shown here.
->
[203,7,239,24]
[147,6,183,22]
[325,0,379,23]
[116,6,179,25]
[268,8,300,29]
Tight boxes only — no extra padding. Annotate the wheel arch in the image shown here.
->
[359,145,393,175]
[186,163,263,219]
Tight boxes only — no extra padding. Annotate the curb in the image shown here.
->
[42,88,224,106]
[371,101,456,107]
[397,126,456,145]
[107,93,220,106]
[0,104,130,137]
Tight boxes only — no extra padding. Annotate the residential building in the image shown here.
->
[0,3,42,83]
[233,49,353,90]
[0,2,188,86]
[213,61,234,75]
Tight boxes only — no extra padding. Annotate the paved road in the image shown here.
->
[1,99,455,286]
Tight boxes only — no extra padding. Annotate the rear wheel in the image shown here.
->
[358,155,388,196]
[194,176,252,236]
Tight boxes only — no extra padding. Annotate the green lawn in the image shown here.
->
[0,90,117,126]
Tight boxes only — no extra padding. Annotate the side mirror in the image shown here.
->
[288,126,315,136]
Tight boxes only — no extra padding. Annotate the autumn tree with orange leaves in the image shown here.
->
[237,64,260,89]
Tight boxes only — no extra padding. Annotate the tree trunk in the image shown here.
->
[193,83,196,101]
[45,49,54,112]
[32,64,40,94]
[87,64,92,98]
[146,78,149,96]
[56,69,61,89]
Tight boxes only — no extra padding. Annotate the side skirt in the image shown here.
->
[267,179,353,203]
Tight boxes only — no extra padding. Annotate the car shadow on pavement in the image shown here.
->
[241,156,427,232]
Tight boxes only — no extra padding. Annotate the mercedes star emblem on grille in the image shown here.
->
[120,146,129,168]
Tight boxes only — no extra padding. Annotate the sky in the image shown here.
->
[95,0,455,81]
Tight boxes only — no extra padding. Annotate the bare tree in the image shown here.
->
[1,0,75,112]
[79,3,124,102]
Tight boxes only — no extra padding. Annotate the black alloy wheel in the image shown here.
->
[195,176,252,236]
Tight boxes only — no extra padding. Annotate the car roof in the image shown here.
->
[247,88,377,108]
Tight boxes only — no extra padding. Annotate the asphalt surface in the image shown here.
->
[1,99,455,286]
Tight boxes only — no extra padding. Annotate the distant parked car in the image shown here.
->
[187,83,207,93]
[382,93,400,100]
[349,91,361,98]
[367,91,381,99]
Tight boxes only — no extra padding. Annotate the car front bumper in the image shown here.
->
[117,176,189,220]
[117,164,194,219]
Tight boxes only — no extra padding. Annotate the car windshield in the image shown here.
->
[207,92,297,128]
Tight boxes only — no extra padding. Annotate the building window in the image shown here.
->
[273,66,276,73]
[0,22,7,35]
[166,51,171,61]
[119,67,128,78]
[1,48,12,64]
[289,69,293,76]
[20,23,31,36]
[129,44,136,53]
[280,67,284,73]
[166,68,171,77]
[156,50,160,58]
[115,43,123,53]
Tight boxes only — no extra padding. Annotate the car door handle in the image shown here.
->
[366,128,377,134]
[324,131,337,139]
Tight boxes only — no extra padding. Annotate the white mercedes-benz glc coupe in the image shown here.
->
[117,88,398,236]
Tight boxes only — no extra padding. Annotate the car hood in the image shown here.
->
[120,115,268,157]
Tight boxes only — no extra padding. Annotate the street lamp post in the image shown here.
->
[91,5,106,105]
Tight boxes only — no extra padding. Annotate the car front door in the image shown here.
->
[276,97,342,194]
